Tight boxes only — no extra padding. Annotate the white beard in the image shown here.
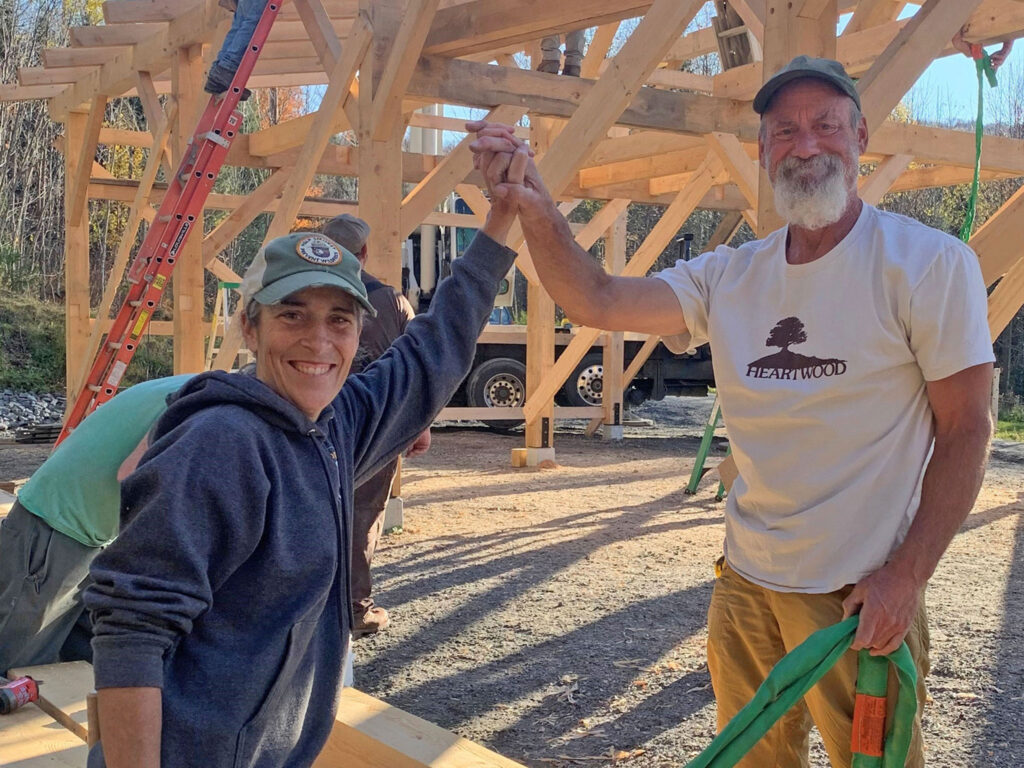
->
[772,154,851,230]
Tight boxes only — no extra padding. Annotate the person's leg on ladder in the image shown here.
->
[537,35,562,74]
[205,0,269,93]
[562,29,586,76]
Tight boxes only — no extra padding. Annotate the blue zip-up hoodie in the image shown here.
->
[85,232,516,767]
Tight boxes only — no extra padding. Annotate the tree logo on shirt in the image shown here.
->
[746,317,847,380]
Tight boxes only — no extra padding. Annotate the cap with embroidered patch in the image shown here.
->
[753,55,860,115]
[240,232,376,315]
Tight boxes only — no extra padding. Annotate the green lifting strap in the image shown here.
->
[958,50,998,243]
[685,615,918,768]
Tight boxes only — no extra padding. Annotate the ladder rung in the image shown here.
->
[129,300,142,307]
[88,385,101,393]
[107,341,122,350]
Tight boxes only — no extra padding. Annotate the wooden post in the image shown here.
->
[64,110,91,405]
[756,0,838,237]
[171,43,207,373]
[601,212,626,440]
[523,117,558,465]
[358,0,406,289]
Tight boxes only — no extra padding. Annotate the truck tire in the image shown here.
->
[562,353,604,408]
[466,357,527,429]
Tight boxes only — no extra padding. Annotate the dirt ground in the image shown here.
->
[1,396,1022,767]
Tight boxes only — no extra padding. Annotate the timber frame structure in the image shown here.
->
[4,0,1024,463]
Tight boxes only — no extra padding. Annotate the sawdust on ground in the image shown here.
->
[1,397,1021,766]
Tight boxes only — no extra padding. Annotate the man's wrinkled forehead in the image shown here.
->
[762,77,857,118]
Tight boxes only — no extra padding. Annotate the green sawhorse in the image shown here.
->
[685,394,729,501]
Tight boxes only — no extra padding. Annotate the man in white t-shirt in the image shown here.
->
[467,56,994,768]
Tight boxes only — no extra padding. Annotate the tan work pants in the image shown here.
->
[707,563,930,768]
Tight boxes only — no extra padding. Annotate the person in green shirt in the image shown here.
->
[0,375,190,674]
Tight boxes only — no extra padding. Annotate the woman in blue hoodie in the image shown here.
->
[84,194,520,766]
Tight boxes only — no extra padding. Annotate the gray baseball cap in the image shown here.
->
[323,213,370,256]
[240,232,376,315]
[753,55,861,115]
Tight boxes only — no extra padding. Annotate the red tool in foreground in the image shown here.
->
[0,675,39,714]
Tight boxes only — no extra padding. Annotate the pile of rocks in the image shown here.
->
[0,390,66,433]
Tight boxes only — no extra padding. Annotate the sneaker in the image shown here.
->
[562,64,581,77]
[352,606,390,638]
[536,59,560,74]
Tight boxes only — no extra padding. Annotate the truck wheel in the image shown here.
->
[563,353,604,408]
[466,358,527,429]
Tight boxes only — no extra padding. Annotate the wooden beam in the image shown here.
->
[64,112,91,404]
[70,23,166,47]
[315,687,525,768]
[43,47,131,68]
[512,0,708,282]
[646,68,714,93]
[357,0,407,288]
[523,154,723,423]
[988,257,1024,341]
[706,130,758,206]
[68,95,107,225]
[578,146,711,189]
[135,72,174,177]
[403,55,1024,177]
[293,0,344,69]
[171,44,207,374]
[857,0,983,133]
[843,0,906,35]
[422,0,655,58]
[857,153,913,205]
[706,210,745,248]
[601,211,627,433]
[886,166,1016,195]
[725,0,766,41]
[580,22,621,79]
[203,171,291,258]
[49,0,228,121]
[799,0,835,19]
[370,0,441,140]
[973,184,1024,286]
[263,14,372,242]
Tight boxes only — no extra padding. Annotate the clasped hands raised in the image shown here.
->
[466,120,552,224]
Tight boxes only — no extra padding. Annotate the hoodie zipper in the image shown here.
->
[307,427,356,645]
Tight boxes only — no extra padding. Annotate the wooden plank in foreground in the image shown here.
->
[314,687,525,768]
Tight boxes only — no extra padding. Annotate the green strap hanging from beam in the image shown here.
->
[685,615,918,768]
[958,51,998,243]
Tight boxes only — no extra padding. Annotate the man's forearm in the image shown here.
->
[887,424,990,585]
[97,687,162,768]
[518,202,612,327]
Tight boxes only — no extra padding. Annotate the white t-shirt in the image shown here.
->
[656,204,994,593]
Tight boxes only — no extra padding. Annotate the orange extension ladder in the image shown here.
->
[56,1,283,445]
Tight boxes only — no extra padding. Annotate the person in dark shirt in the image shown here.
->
[323,214,431,638]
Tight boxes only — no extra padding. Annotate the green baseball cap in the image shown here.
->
[753,55,860,115]
[240,232,376,315]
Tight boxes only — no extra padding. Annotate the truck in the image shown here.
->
[401,199,715,426]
